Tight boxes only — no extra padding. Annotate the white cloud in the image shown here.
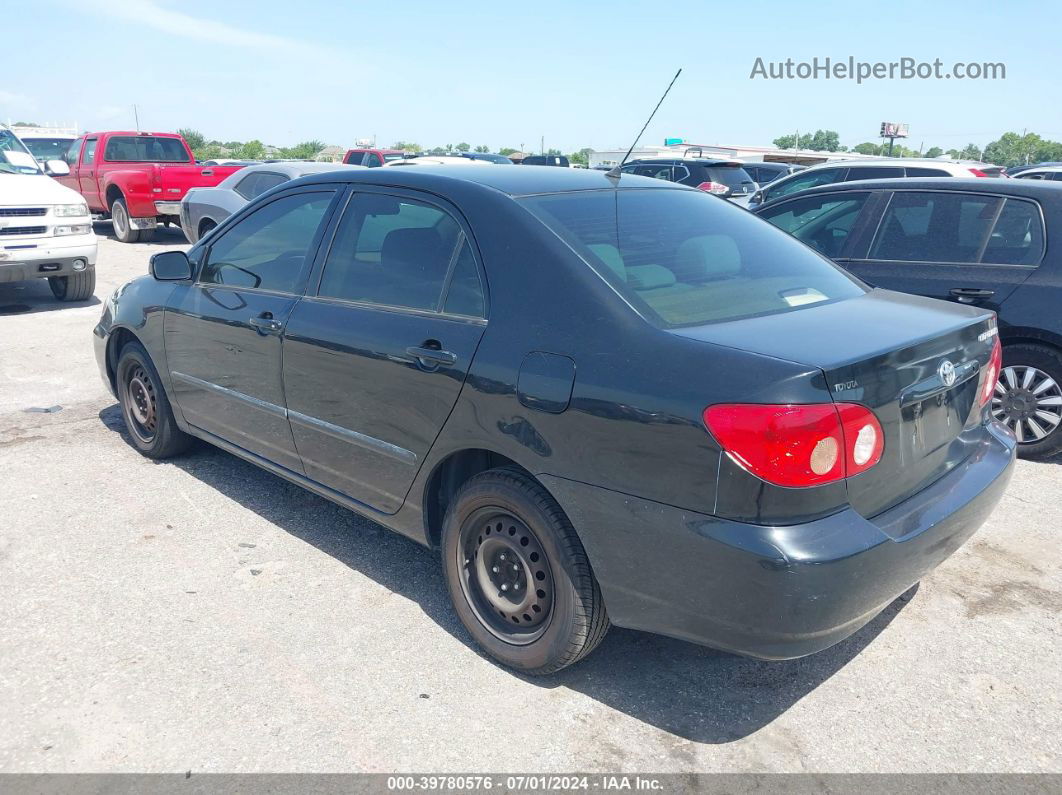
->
[92,0,313,52]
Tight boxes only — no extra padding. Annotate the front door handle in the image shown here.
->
[249,312,284,335]
[950,287,995,304]
[406,344,457,367]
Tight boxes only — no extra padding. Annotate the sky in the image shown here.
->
[5,0,1062,154]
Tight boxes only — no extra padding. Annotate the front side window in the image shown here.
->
[522,188,865,327]
[103,135,189,162]
[765,168,845,202]
[200,192,334,292]
[757,192,869,258]
[82,138,98,165]
[867,191,1043,265]
[317,194,463,311]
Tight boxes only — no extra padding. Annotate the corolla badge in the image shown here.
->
[938,359,957,387]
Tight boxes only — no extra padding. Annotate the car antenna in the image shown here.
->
[606,68,682,180]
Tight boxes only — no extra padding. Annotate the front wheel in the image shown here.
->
[441,468,610,674]
[993,343,1062,458]
[116,341,193,459]
[48,269,96,301]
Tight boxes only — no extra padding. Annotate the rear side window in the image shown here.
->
[201,192,334,293]
[365,153,382,167]
[757,193,870,259]
[905,167,951,177]
[522,189,865,327]
[632,164,673,181]
[845,166,904,181]
[868,191,1044,265]
[317,194,463,311]
[765,168,846,201]
[103,135,188,162]
[234,172,287,200]
[344,152,365,165]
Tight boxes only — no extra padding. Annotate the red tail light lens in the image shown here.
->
[980,337,1003,407]
[695,181,729,196]
[703,403,884,488]
[968,168,988,177]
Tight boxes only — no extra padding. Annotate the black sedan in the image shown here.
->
[94,166,1015,674]
[754,177,1062,458]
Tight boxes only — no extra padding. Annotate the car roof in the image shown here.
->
[761,177,1062,203]
[293,163,683,196]
[624,157,743,167]
[1016,166,1062,173]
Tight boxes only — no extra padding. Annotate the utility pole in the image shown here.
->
[541,135,544,155]
[133,104,140,132]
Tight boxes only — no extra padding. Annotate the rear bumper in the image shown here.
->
[541,421,1016,660]
[153,200,182,216]
[0,238,97,283]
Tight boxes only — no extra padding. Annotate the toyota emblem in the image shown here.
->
[938,359,957,387]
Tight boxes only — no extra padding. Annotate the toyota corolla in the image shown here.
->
[94,167,1015,674]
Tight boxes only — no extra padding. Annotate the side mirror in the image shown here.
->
[150,250,193,281]
[45,159,70,176]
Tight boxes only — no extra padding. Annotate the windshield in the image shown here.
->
[0,130,43,174]
[521,188,866,327]
[383,153,406,162]
[103,135,190,163]
[22,137,73,164]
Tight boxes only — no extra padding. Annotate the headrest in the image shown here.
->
[673,235,741,280]
[587,243,627,281]
[626,264,676,290]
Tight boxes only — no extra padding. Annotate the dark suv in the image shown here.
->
[620,158,757,205]
[742,161,805,185]
[755,177,1062,457]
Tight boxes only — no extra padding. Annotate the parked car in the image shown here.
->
[457,152,514,164]
[747,158,1005,211]
[520,154,570,167]
[199,159,262,167]
[619,157,758,206]
[383,156,492,167]
[1005,161,1062,177]
[54,131,246,243]
[1009,166,1062,181]
[15,131,77,166]
[180,162,364,244]
[95,167,1014,674]
[0,125,96,301]
[754,177,1062,456]
[741,161,805,185]
[343,148,406,167]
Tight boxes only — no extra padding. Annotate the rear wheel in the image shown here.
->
[48,269,96,301]
[441,468,609,674]
[111,197,140,243]
[116,341,193,459]
[198,219,217,242]
[137,227,156,243]
[993,344,1062,458]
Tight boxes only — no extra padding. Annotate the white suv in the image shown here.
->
[0,126,97,301]
[748,158,1006,210]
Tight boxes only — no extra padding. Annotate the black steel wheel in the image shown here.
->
[994,344,1062,458]
[457,508,555,645]
[115,340,193,459]
[441,467,609,674]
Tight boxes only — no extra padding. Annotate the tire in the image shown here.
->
[115,340,193,459]
[441,468,610,674]
[110,197,140,243]
[995,343,1062,459]
[48,269,96,302]
[198,219,217,242]
[137,227,156,243]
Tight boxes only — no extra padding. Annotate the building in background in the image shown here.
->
[589,142,899,168]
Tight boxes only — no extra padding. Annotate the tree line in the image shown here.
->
[771,129,1062,167]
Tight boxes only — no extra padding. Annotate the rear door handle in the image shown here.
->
[249,313,284,335]
[406,345,457,367]
[950,287,995,303]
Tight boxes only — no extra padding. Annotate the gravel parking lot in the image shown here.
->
[1,226,1060,774]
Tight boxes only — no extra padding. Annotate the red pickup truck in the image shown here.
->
[56,131,244,243]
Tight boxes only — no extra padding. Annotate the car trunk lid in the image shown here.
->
[675,289,998,517]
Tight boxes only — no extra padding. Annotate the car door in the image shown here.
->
[843,189,1043,311]
[55,138,82,194]
[164,187,340,472]
[77,137,102,211]
[282,188,488,513]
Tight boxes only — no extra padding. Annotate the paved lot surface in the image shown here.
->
[1,227,1060,773]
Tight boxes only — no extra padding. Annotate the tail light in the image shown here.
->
[968,168,988,177]
[703,403,884,488]
[979,337,1003,407]
[695,181,729,196]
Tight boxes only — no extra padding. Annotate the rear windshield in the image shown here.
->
[103,136,190,162]
[521,189,865,327]
[383,153,406,162]
[706,165,754,187]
